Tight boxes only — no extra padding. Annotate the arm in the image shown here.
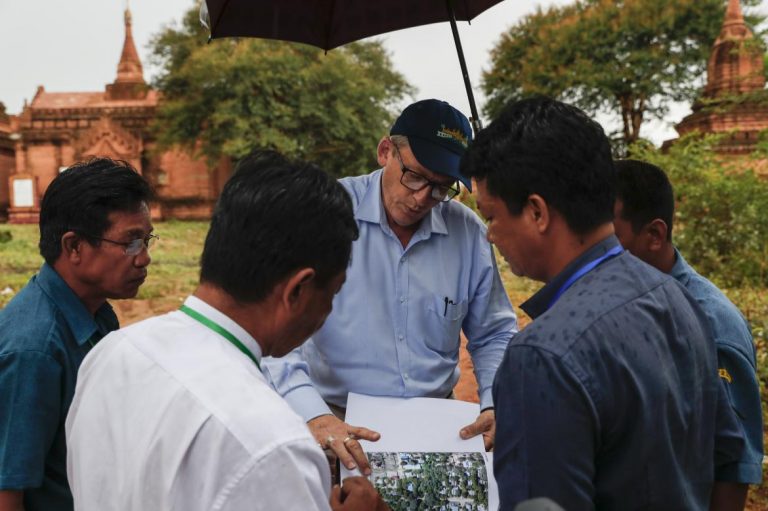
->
[709,482,747,511]
[462,242,518,410]
[493,345,596,509]
[459,242,518,447]
[714,343,763,485]
[0,491,23,511]
[263,349,380,473]
[0,352,62,499]
[262,345,332,422]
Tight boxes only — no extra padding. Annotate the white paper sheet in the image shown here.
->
[342,393,499,510]
[344,392,485,453]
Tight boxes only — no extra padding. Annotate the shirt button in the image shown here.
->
[404,374,409,380]
[401,256,407,263]
[399,296,406,303]
[398,335,404,341]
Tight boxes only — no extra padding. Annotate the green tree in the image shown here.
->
[149,7,413,177]
[482,0,765,146]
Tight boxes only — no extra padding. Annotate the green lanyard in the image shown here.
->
[180,304,262,372]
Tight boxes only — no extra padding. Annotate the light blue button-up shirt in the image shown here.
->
[264,169,518,421]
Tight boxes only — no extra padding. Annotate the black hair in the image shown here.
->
[39,158,152,265]
[200,150,359,303]
[460,97,615,235]
[614,159,674,240]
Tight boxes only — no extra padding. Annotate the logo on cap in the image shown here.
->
[436,124,469,149]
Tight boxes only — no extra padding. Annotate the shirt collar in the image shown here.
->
[669,247,691,285]
[354,168,449,237]
[522,235,622,319]
[36,263,117,346]
[182,295,263,365]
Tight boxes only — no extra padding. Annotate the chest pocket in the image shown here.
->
[423,295,468,354]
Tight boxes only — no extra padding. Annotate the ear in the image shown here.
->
[280,268,316,311]
[526,194,550,234]
[60,231,84,265]
[376,137,392,167]
[644,219,669,253]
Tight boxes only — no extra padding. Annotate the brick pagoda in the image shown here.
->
[670,0,768,155]
[1,9,230,223]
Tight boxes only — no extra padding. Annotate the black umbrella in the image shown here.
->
[200,0,506,134]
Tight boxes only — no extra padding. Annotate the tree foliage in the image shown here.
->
[149,7,413,177]
[482,0,765,145]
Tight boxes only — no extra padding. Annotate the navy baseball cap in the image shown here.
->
[390,99,473,191]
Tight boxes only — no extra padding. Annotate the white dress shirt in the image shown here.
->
[66,296,331,511]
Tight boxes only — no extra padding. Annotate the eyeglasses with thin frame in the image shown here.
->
[83,233,159,256]
[391,141,460,202]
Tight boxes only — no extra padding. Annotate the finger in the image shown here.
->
[330,484,343,505]
[330,437,360,473]
[347,425,381,441]
[483,433,494,451]
[459,419,485,439]
[343,437,372,476]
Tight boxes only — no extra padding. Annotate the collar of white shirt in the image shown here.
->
[182,295,263,367]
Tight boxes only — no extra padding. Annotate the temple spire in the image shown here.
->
[724,0,745,27]
[703,0,764,98]
[115,6,145,85]
[107,6,147,100]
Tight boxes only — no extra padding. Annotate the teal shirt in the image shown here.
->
[0,264,118,511]
[672,249,764,484]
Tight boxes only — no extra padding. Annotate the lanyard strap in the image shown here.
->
[179,304,261,372]
[547,245,624,311]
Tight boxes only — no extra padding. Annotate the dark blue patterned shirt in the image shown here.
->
[493,236,744,510]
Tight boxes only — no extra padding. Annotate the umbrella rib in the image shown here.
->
[325,0,337,51]
[210,0,233,38]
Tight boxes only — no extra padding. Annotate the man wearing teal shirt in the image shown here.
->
[264,100,518,474]
[0,158,153,511]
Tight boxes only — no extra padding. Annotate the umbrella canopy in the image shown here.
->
[201,0,506,133]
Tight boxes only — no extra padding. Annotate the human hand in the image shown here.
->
[330,477,389,511]
[459,408,495,451]
[308,414,380,475]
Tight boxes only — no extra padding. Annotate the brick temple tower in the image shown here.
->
[671,0,768,155]
[4,8,230,223]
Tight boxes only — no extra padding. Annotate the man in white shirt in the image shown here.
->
[66,151,387,511]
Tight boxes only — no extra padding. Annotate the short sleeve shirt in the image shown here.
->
[671,249,763,484]
[0,263,118,511]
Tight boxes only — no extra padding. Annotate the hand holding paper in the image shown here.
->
[460,408,496,450]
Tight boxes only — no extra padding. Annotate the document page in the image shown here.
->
[342,393,499,510]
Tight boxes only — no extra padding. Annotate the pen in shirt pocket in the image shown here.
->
[443,296,455,316]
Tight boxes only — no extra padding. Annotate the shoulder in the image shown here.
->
[0,278,68,355]
[439,199,487,234]
[338,171,377,207]
[680,272,752,352]
[522,254,698,355]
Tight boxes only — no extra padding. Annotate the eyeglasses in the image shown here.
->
[391,141,460,202]
[84,233,159,256]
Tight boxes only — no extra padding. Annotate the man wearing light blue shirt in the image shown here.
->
[264,99,517,474]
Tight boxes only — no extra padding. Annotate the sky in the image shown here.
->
[0,0,763,145]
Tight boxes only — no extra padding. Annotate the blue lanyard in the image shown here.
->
[546,245,623,311]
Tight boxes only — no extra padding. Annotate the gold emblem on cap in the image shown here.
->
[436,124,469,148]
